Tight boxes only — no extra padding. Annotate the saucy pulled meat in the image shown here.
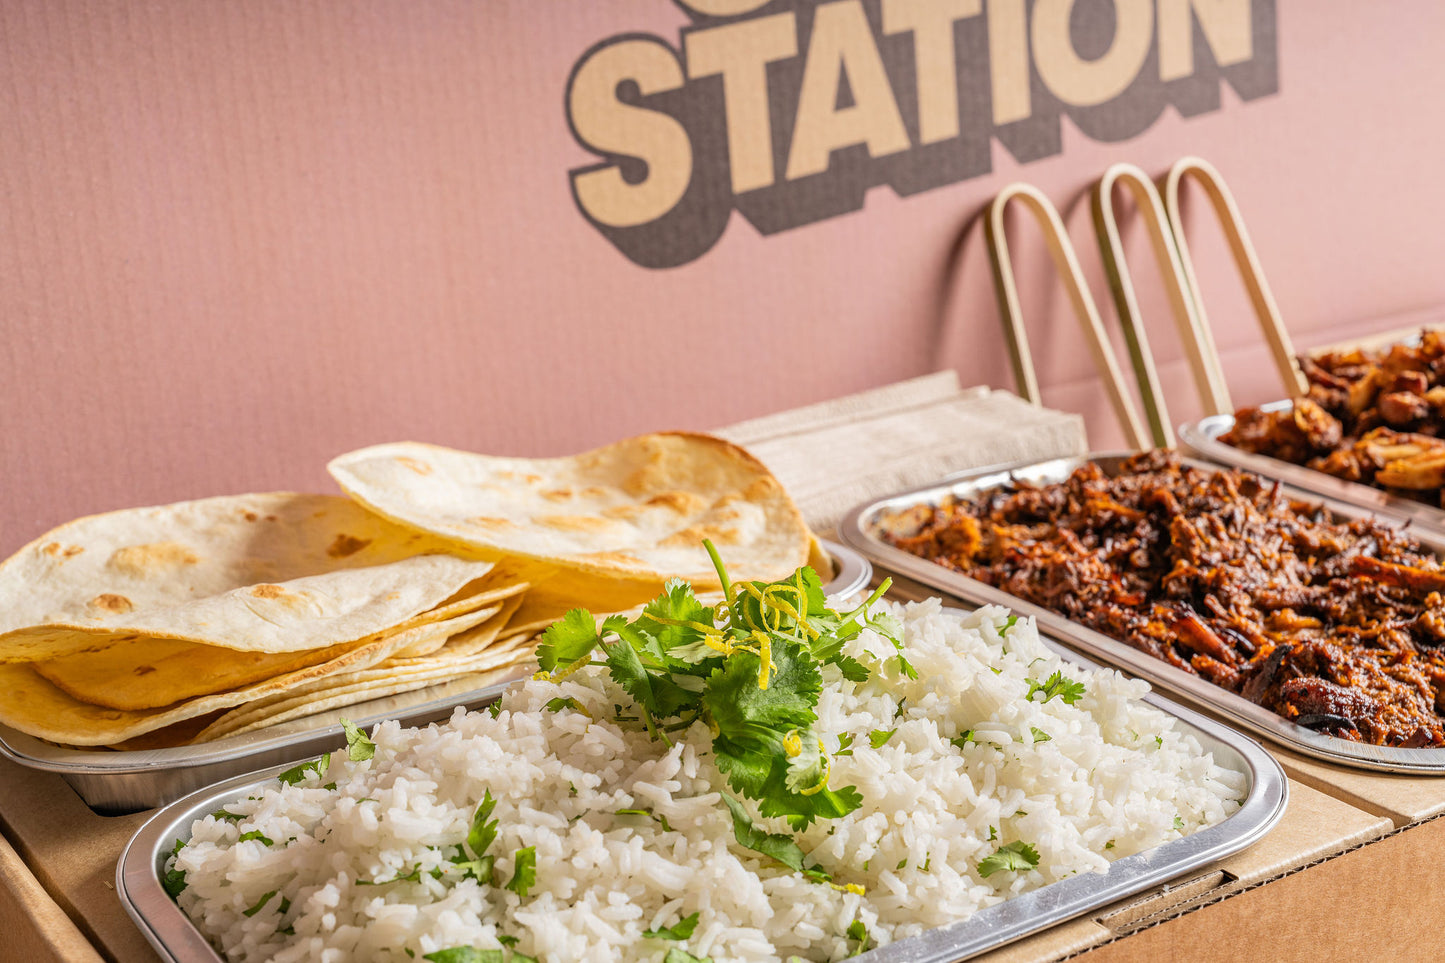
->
[880,450,1445,747]
[1224,329,1445,505]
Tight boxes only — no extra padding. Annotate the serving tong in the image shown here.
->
[985,157,1305,448]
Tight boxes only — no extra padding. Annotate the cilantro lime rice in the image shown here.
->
[169,600,1244,962]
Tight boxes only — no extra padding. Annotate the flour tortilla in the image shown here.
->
[30,600,507,712]
[0,606,497,746]
[326,433,812,586]
[0,493,497,664]
[194,632,537,743]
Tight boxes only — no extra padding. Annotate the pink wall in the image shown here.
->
[3,2,1445,556]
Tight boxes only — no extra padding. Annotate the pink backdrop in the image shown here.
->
[3,3,1445,556]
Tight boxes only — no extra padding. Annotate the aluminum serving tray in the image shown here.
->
[118,634,1286,963]
[840,453,1445,774]
[1180,400,1445,535]
[0,540,872,815]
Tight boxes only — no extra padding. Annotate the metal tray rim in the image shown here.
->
[117,631,1287,963]
[839,451,1445,774]
[1179,403,1445,537]
[0,539,871,779]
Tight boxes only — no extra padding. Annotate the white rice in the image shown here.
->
[172,601,1245,962]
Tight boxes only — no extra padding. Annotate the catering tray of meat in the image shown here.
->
[839,450,1445,773]
[1180,330,1445,532]
[117,605,1285,963]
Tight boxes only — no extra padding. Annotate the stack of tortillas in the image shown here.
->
[0,432,815,747]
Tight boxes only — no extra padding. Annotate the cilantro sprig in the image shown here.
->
[536,541,899,831]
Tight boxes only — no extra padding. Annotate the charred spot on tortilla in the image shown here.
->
[107,542,201,577]
[326,534,372,558]
[538,515,616,533]
[468,516,517,529]
[646,491,707,514]
[90,593,133,614]
[43,543,84,559]
[250,584,287,599]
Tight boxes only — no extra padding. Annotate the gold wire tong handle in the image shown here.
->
[1092,162,1232,448]
[984,182,1151,450]
[1162,156,1307,399]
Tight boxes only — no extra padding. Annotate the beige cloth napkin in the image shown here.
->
[717,372,1088,534]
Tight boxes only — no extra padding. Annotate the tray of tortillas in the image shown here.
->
[0,432,869,813]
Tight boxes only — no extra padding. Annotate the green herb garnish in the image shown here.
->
[868,728,896,749]
[238,830,273,846]
[1174,815,1186,831]
[643,911,700,940]
[536,543,894,833]
[209,809,245,822]
[544,696,587,714]
[950,729,975,749]
[1024,670,1086,705]
[1029,727,1052,743]
[663,950,712,963]
[835,732,855,756]
[340,718,376,761]
[721,793,805,871]
[505,846,536,897]
[162,839,188,897]
[242,890,277,917]
[846,919,872,956]
[277,753,330,786]
[422,950,502,963]
[977,840,1040,878]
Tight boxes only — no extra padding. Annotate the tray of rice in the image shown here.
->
[118,569,1284,963]
[840,449,1445,772]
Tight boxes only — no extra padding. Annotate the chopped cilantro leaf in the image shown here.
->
[1174,815,1186,831]
[988,825,997,841]
[868,729,896,749]
[340,718,376,761]
[242,890,277,917]
[1029,727,1052,744]
[209,809,244,822]
[505,846,537,897]
[468,790,499,858]
[422,950,502,963]
[1105,840,1115,850]
[238,830,273,846]
[486,701,502,719]
[846,919,872,956]
[536,608,601,673]
[922,855,931,872]
[977,840,1040,878]
[1155,735,1164,748]
[1024,670,1086,705]
[721,794,804,871]
[835,733,855,756]
[1003,615,1019,631]
[544,697,585,714]
[162,839,187,898]
[497,936,519,947]
[663,949,712,963]
[643,910,700,940]
[895,857,907,870]
[277,753,330,786]
[950,730,975,750]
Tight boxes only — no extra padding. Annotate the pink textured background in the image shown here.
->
[3,3,1445,556]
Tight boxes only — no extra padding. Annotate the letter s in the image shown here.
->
[568,37,693,229]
